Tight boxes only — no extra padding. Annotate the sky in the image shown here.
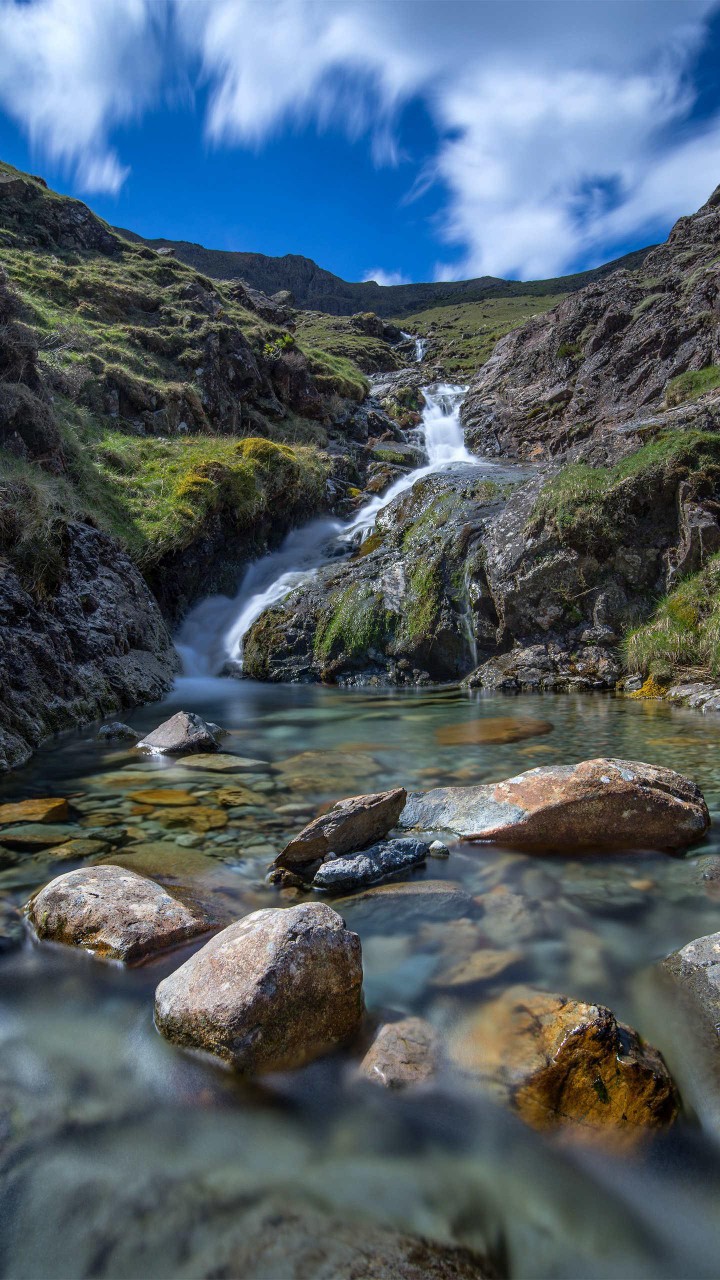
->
[1,0,720,285]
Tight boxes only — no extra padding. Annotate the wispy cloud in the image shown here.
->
[362,267,411,287]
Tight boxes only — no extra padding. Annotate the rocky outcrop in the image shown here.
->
[274,787,407,870]
[0,521,178,771]
[450,986,678,1138]
[154,903,364,1074]
[400,758,709,851]
[27,865,210,963]
[461,185,720,461]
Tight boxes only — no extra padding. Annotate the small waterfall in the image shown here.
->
[176,383,492,676]
[400,331,428,363]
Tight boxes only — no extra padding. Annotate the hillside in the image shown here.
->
[116,224,653,319]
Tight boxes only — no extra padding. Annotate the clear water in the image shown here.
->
[3,682,720,1277]
[176,384,504,676]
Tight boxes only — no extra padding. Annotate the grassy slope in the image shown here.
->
[394,295,567,377]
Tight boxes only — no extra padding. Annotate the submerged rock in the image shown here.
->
[358,1016,438,1089]
[435,716,553,746]
[312,837,429,892]
[276,787,407,870]
[26,864,210,963]
[154,903,364,1074]
[0,822,76,849]
[451,985,678,1137]
[136,711,222,755]
[97,722,139,743]
[401,758,709,852]
[0,797,69,825]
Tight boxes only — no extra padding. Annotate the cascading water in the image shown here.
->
[176,382,494,677]
[400,330,428,362]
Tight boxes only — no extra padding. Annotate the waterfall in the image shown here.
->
[176,382,492,677]
[400,331,427,363]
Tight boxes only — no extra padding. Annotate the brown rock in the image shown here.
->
[179,753,267,773]
[450,985,678,1136]
[136,711,220,755]
[0,797,69,824]
[435,717,553,747]
[402,759,709,852]
[276,787,407,869]
[430,947,522,989]
[128,788,198,807]
[27,865,210,963]
[154,903,364,1073]
[359,1017,438,1088]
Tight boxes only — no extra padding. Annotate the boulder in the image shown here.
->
[275,787,407,870]
[662,932,720,1031]
[27,865,211,963]
[312,837,429,893]
[0,797,69,825]
[136,711,221,755]
[401,758,709,852]
[154,903,364,1074]
[97,722,139,742]
[358,1017,438,1089]
[450,986,678,1137]
[0,822,75,849]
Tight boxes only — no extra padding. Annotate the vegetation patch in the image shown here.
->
[664,365,720,408]
[623,555,720,683]
[314,582,391,661]
[394,295,567,378]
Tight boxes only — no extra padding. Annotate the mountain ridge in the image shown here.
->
[114,225,654,319]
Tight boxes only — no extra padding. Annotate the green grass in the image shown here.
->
[393,295,568,377]
[623,554,720,682]
[292,311,403,376]
[665,365,720,408]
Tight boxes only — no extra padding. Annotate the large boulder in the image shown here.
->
[154,903,364,1074]
[137,711,221,755]
[450,986,678,1138]
[401,758,709,852]
[275,787,406,870]
[26,865,210,963]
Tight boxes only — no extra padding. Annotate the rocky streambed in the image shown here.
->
[3,682,720,1277]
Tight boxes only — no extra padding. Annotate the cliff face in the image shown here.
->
[461,187,720,462]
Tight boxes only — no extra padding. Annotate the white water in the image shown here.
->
[400,330,428,363]
[176,383,491,676]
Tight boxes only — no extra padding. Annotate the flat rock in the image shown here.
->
[0,797,69,825]
[27,865,210,963]
[430,947,522,988]
[435,717,553,747]
[136,711,220,755]
[337,879,473,924]
[450,985,678,1138]
[401,758,709,851]
[312,837,429,893]
[154,902,364,1073]
[358,1017,439,1089]
[44,837,108,861]
[276,787,407,869]
[0,822,76,849]
[128,788,198,807]
[179,753,268,773]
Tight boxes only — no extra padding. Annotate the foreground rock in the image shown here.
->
[312,837,429,892]
[155,903,363,1074]
[401,758,709,851]
[27,865,210,963]
[275,787,406,870]
[358,1016,439,1089]
[137,711,222,755]
[451,986,678,1138]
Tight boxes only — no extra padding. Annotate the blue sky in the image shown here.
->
[1,0,720,285]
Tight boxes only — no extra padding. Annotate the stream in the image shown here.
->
[2,383,720,1276]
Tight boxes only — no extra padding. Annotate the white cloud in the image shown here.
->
[362,267,410,287]
[0,0,163,193]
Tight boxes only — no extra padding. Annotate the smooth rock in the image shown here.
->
[0,823,76,849]
[337,879,473,924]
[136,712,221,755]
[312,837,429,893]
[401,758,709,851]
[358,1017,438,1089]
[0,797,69,825]
[450,985,678,1137]
[97,722,139,742]
[44,837,108,861]
[27,865,210,963]
[154,903,364,1073]
[430,947,522,989]
[180,753,268,773]
[435,716,553,746]
[128,788,198,807]
[276,787,407,869]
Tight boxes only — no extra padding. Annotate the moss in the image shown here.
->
[623,553,720,682]
[628,675,667,699]
[665,365,720,408]
[557,340,583,360]
[314,583,391,661]
[372,446,408,466]
[405,560,444,644]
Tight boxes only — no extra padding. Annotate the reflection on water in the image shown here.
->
[2,683,720,1277]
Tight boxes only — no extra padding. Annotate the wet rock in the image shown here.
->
[0,823,76,849]
[465,644,622,693]
[276,787,407,870]
[97,722,139,742]
[180,752,269,773]
[435,717,553,746]
[155,903,364,1074]
[128,788,198,807]
[44,837,108,861]
[0,797,69,825]
[430,947,522,989]
[450,985,678,1137]
[27,865,211,963]
[358,1016,438,1089]
[312,837,429,893]
[401,758,709,851]
[661,931,720,1040]
[136,711,221,755]
[428,839,450,858]
[337,879,474,926]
